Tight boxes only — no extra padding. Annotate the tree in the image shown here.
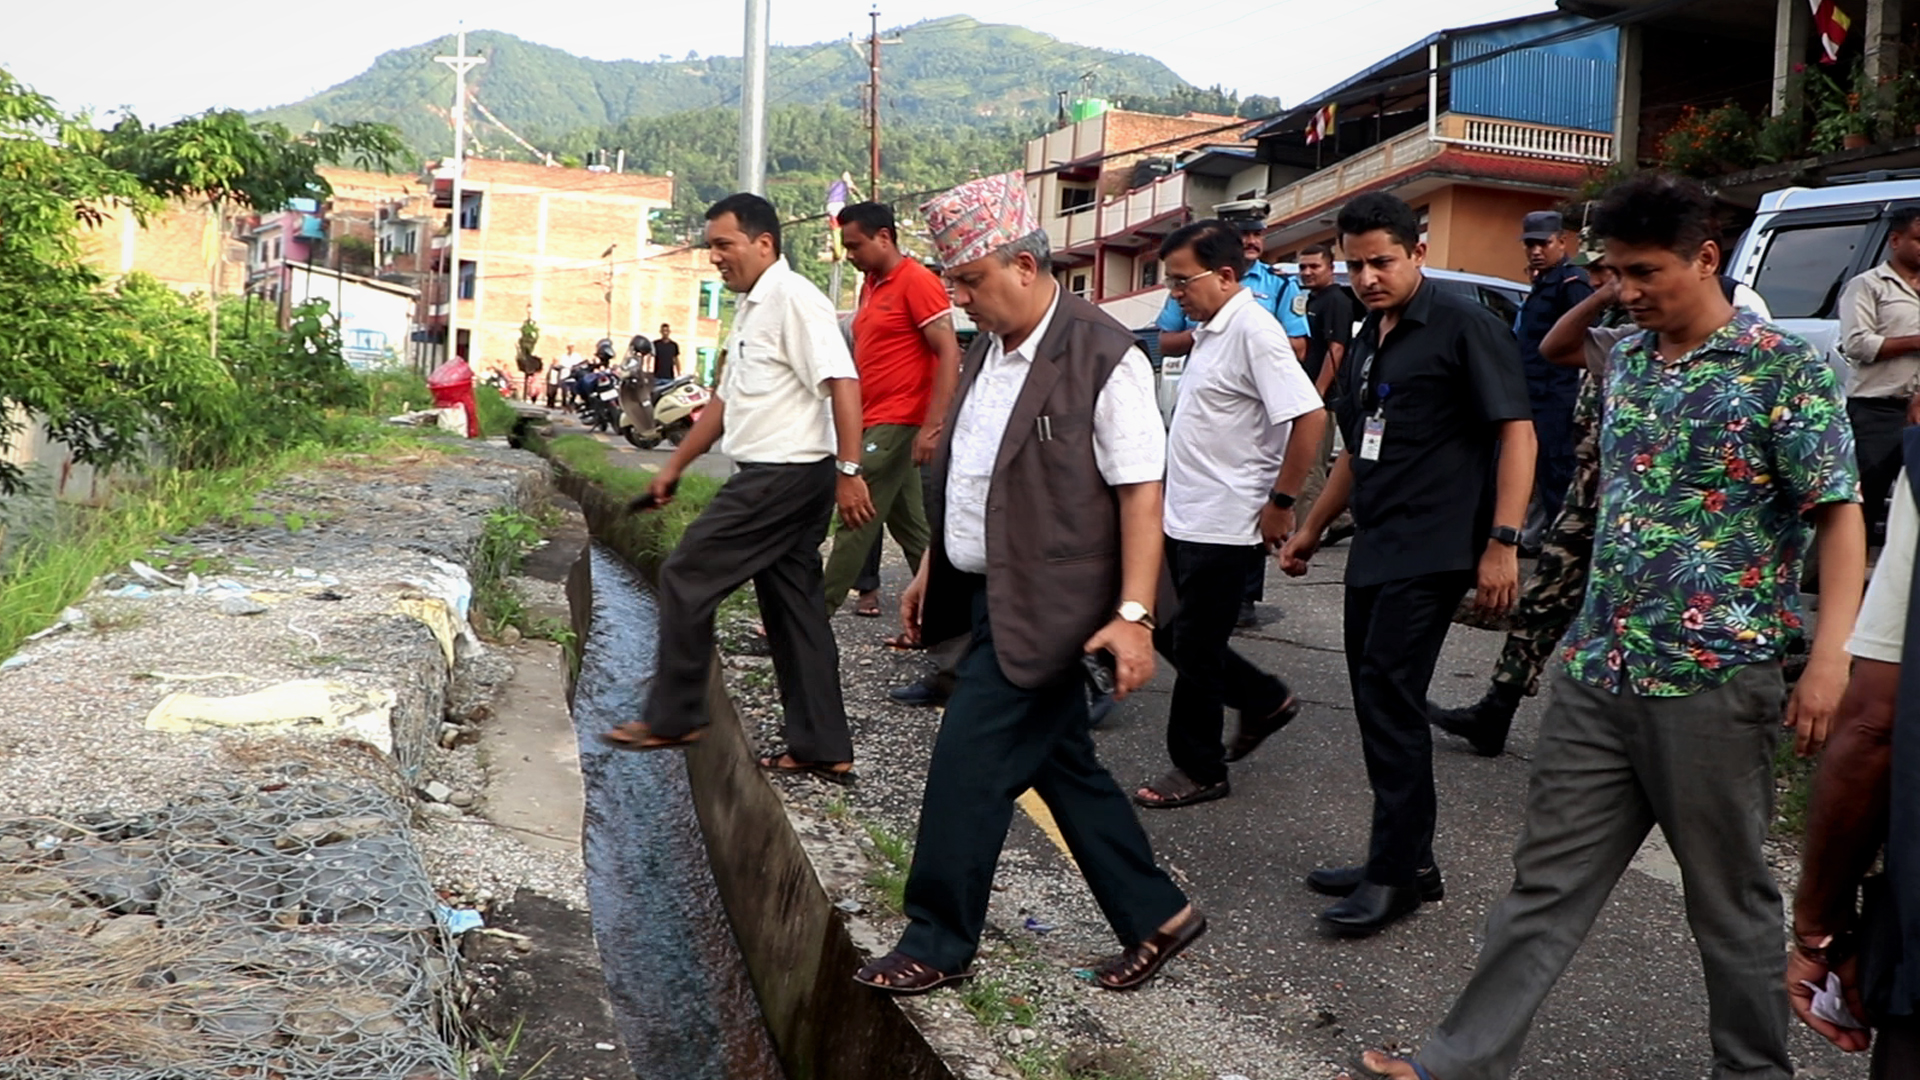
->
[100,109,406,356]
[0,68,404,494]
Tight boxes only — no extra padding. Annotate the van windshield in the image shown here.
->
[1751,220,1876,319]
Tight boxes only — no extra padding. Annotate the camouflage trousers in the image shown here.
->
[1491,373,1600,696]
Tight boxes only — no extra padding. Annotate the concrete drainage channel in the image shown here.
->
[557,466,956,1080]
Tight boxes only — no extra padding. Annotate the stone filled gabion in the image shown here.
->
[0,782,457,1079]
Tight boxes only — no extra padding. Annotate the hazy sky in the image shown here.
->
[6,0,1555,122]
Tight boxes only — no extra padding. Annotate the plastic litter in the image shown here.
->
[128,560,184,588]
[1070,967,1096,982]
[1023,915,1054,935]
[0,655,35,672]
[438,905,486,935]
[834,897,865,914]
[104,584,154,600]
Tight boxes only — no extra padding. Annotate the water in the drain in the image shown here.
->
[569,543,785,1080]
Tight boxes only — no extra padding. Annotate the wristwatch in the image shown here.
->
[1116,600,1156,630]
[836,459,863,477]
[1268,490,1297,510]
[1489,525,1522,547]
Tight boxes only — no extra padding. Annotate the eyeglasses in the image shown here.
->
[1164,270,1223,293]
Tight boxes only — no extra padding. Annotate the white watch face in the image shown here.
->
[1118,602,1149,622]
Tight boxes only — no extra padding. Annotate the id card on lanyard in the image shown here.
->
[1357,334,1389,461]
[1360,383,1389,460]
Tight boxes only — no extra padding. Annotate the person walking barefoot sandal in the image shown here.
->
[599,722,705,751]
[1092,905,1208,990]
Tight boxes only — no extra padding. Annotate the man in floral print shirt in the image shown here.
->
[1348,173,1865,1080]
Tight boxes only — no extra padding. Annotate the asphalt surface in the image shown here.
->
[551,411,1863,1079]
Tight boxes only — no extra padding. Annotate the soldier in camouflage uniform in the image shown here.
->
[1428,262,1625,756]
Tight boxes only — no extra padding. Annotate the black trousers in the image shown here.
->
[1156,537,1292,786]
[1345,570,1474,887]
[854,530,883,594]
[1850,396,1910,539]
[898,581,1188,973]
[643,458,853,764]
[1532,392,1578,536]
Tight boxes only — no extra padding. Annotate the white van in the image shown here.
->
[1728,176,1920,377]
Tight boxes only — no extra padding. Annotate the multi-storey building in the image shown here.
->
[421,158,723,380]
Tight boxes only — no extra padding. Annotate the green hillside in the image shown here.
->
[251,16,1194,157]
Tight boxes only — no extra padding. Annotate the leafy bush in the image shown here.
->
[1656,104,1758,177]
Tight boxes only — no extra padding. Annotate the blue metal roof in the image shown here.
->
[1245,8,1602,140]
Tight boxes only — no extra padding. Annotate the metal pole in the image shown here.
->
[869,7,881,202]
[739,0,770,195]
[436,26,484,364]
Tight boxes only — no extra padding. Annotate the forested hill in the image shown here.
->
[250,16,1195,156]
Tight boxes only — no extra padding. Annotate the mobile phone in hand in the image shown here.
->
[1081,649,1117,697]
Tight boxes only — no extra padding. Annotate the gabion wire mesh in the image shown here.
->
[0,782,458,1079]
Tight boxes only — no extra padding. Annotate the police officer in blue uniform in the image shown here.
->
[1156,201,1310,626]
[1513,210,1592,553]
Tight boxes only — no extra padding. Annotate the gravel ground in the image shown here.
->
[0,441,590,1015]
[718,538,1318,1080]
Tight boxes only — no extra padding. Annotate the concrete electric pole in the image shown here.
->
[739,0,770,195]
[435,26,483,366]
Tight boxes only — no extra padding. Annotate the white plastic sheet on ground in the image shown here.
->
[143,678,396,755]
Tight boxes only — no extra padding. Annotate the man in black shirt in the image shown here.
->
[1281,192,1534,936]
[1297,243,1354,536]
[1514,211,1592,553]
[653,322,681,386]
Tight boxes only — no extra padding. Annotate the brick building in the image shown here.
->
[424,158,722,383]
[79,200,248,296]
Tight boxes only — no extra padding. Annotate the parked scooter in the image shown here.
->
[618,374,709,449]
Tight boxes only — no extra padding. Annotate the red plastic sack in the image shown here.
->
[427,359,479,437]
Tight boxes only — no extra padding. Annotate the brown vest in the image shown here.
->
[923,289,1143,689]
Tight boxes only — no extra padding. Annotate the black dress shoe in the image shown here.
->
[1305,864,1444,902]
[1236,601,1259,628]
[1320,881,1425,936]
[1087,692,1118,729]
[888,678,948,708]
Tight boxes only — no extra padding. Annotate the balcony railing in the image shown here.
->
[1263,112,1614,223]
[1043,172,1190,256]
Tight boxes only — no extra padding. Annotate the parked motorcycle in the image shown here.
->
[576,365,623,433]
[619,374,708,449]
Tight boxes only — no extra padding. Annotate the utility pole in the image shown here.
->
[868,7,882,202]
[861,9,901,202]
[435,26,483,366]
[739,0,770,195]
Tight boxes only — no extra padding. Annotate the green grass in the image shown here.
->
[540,433,723,562]
[863,820,913,914]
[960,976,1038,1030]
[474,384,520,438]
[1773,736,1820,838]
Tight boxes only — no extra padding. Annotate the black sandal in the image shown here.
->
[1224,696,1300,762]
[759,749,858,786]
[853,950,972,995]
[1094,908,1207,991]
[1132,769,1230,810]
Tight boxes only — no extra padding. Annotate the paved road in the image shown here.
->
[1086,548,1858,1079]
[538,408,1861,1077]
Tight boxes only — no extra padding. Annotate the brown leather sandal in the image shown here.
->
[600,721,705,752]
[1224,696,1301,762]
[852,951,972,995]
[1132,769,1230,809]
[758,750,858,787]
[1094,908,1208,991]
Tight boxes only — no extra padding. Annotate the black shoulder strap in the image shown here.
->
[1718,275,1738,303]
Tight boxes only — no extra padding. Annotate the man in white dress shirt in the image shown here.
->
[853,172,1202,996]
[604,193,874,781]
[1132,219,1327,810]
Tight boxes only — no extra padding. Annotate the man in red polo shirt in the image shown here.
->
[821,201,962,614]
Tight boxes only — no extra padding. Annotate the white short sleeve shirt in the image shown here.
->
[945,286,1164,574]
[1851,468,1916,663]
[1163,287,1325,545]
[718,258,858,464]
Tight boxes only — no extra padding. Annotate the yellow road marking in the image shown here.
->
[1016,789,1079,869]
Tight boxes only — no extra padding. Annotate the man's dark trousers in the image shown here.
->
[900,582,1188,973]
[1531,388,1577,534]
[1346,569,1474,886]
[1849,396,1909,538]
[642,458,854,764]
[1156,537,1292,786]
